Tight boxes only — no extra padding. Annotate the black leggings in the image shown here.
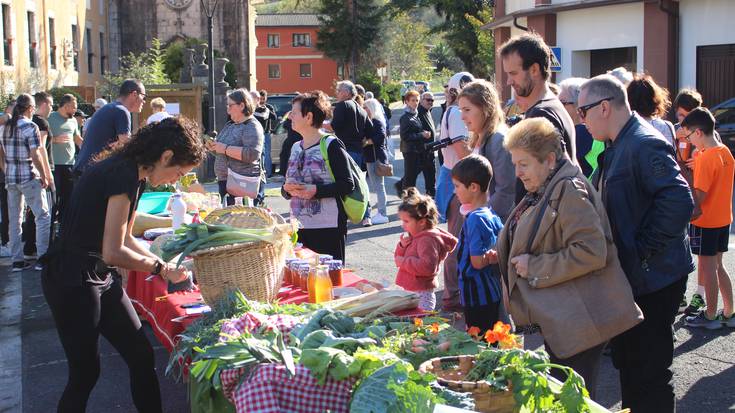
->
[42,273,162,413]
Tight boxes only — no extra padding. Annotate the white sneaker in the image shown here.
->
[361,217,372,227]
[0,245,11,258]
[371,213,389,224]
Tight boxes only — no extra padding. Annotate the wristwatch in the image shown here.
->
[152,260,164,276]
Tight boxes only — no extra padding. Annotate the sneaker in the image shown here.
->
[685,311,722,330]
[0,245,11,258]
[720,311,735,328]
[34,263,43,271]
[684,293,705,316]
[361,217,372,227]
[678,298,688,314]
[371,213,389,224]
[11,261,32,272]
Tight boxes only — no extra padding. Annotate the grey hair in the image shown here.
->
[421,91,433,101]
[365,91,374,100]
[607,67,634,86]
[363,98,385,121]
[558,77,587,104]
[336,80,357,97]
[580,75,629,109]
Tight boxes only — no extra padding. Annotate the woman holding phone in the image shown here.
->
[282,91,354,261]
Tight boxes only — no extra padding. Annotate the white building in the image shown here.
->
[486,0,735,107]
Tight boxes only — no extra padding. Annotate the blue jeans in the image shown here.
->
[347,151,370,220]
[365,162,387,216]
[263,133,273,177]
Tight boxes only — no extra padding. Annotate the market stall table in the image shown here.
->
[125,249,420,352]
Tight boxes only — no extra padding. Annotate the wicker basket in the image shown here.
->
[192,206,293,304]
[419,355,518,413]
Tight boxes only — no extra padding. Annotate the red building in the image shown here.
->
[255,13,343,95]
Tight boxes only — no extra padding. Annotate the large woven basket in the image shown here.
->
[419,355,517,413]
[191,206,293,304]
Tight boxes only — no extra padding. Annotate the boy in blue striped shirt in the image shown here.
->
[451,155,504,332]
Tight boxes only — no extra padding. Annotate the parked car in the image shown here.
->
[712,97,735,153]
[266,94,297,120]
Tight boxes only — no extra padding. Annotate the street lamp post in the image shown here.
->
[201,0,220,136]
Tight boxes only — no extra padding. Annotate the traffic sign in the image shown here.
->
[550,47,562,72]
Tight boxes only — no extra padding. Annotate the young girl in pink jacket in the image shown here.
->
[394,188,458,311]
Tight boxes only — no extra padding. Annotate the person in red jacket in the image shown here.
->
[394,187,458,310]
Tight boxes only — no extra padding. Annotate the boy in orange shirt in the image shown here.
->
[682,108,735,329]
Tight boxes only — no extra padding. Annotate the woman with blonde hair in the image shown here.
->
[455,79,516,221]
[362,98,389,223]
[496,117,642,399]
[146,97,171,125]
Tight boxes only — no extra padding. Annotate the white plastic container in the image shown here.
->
[170,193,187,229]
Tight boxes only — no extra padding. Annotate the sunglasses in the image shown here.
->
[577,97,613,119]
[424,98,434,102]
[560,100,575,106]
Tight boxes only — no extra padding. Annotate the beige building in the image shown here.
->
[0,0,109,96]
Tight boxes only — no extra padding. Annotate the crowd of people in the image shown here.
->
[2,27,731,412]
[280,31,733,412]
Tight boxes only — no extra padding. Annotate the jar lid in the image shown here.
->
[325,259,343,270]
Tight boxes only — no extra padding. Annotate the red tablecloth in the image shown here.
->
[126,248,425,352]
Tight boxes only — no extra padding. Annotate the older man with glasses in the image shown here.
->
[580,74,694,413]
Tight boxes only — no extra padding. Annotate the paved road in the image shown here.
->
[2,139,735,412]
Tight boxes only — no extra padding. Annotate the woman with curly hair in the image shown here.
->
[41,117,206,412]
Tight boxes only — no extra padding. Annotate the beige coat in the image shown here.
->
[497,160,643,359]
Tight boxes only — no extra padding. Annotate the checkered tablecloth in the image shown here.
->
[220,364,356,413]
[219,312,300,344]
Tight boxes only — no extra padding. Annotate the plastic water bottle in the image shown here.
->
[170,193,187,230]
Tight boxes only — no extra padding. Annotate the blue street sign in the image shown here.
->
[550,47,562,72]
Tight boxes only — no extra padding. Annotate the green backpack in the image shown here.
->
[319,135,369,224]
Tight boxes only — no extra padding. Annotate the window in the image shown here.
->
[337,63,344,79]
[267,34,279,48]
[99,32,105,73]
[48,18,56,69]
[71,24,78,71]
[98,0,104,15]
[292,33,311,47]
[299,63,312,78]
[1,4,11,65]
[27,12,37,68]
[86,27,93,73]
[268,64,280,79]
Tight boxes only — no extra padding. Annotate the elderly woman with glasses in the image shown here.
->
[558,77,602,177]
[208,89,266,206]
[496,117,642,400]
[282,91,354,261]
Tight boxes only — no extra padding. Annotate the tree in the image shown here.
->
[428,41,464,72]
[385,13,434,81]
[388,0,494,78]
[317,0,386,80]
[98,38,170,99]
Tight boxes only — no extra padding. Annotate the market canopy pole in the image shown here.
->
[201,0,220,136]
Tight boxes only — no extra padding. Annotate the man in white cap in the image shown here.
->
[435,71,474,313]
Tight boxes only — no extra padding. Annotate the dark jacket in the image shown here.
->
[331,99,370,153]
[418,105,435,141]
[593,114,694,297]
[399,110,428,154]
[363,117,389,164]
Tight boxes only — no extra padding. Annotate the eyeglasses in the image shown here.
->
[137,92,146,100]
[560,100,575,106]
[683,129,698,142]
[424,99,434,102]
[577,97,613,119]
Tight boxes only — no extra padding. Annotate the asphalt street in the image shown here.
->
[2,122,735,411]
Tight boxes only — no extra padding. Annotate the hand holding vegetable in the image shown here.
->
[163,263,189,283]
[291,184,317,200]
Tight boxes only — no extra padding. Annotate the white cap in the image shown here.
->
[94,98,108,109]
[447,72,475,93]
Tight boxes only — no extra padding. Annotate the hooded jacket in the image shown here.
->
[395,227,458,291]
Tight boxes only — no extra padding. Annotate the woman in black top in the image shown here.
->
[41,117,206,412]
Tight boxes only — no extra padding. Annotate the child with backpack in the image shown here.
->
[394,188,457,311]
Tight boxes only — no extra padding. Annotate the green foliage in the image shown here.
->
[385,12,434,82]
[48,87,85,105]
[317,0,386,75]
[98,38,171,99]
[388,0,494,78]
[256,0,322,13]
[350,361,443,413]
[162,38,237,88]
[428,42,464,73]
